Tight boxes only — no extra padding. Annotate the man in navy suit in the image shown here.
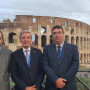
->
[42,25,79,90]
[11,30,43,90]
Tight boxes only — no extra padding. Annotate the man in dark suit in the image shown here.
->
[0,31,12,90]
[11,30,43,90]
[42,25,79,90]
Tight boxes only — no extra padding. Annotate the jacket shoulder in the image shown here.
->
[65,42,78,50]
[12,48,22,55]
[44,43,55,49]
[2,47,12,53]
[31,47,42,53]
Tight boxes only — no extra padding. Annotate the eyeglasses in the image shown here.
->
[52,31,63,35]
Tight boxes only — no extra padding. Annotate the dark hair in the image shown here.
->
[0,31,4,38]
[52,25,64,33]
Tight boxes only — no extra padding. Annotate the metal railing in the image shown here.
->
[76,76,90,90]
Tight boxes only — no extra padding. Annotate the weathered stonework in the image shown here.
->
[0,15,90,66]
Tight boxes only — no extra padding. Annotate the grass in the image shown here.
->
[10,82,15,87]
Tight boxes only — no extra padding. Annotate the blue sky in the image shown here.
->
[0,0,90,25]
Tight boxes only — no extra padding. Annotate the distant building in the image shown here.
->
[0,15,90,65]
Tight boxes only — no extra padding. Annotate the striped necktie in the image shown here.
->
[25,50,29,63]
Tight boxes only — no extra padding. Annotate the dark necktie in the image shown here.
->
[57,46,61,57]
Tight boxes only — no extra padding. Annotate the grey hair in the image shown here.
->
[0,31,4,38]
[19,30,31,39]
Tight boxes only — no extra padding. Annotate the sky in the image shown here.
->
[0,0,90,25]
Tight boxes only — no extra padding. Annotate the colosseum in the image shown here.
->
[0,15,90,66]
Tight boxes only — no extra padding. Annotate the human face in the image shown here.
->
[52,28,65,45]
[0,33,3,46]
[20,33,32,49]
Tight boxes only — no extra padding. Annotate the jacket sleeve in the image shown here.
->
[11,53,28,90]
[42,46,58,85]
[60,45,79,83]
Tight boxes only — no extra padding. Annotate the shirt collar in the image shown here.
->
[22,47,31,52]
[56,42,64,48]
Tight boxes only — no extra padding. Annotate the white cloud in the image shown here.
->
[0,0,90,25]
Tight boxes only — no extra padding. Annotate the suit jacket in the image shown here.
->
[11,47,44,90]
[0,46,12,90]
[42,42,79,90]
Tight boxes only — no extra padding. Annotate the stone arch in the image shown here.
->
[80,53,83,63]
[84,37,86,49]
[71,29,74,35]
[32,34,38,45]
[65,21,68,27]
[80,37,83,50]
[84,54,86,63]
[41,27,46,33]
[76,36,79,48]
[9,32,17,43]
[71,36,74,44]
[65,35,69,43]
[50,35,53,44]
[41,35,46,47]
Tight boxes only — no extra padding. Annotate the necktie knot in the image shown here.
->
[25,50,28,53]
[57,46,61,53]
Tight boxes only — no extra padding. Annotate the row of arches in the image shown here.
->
[8,33,90,50]
[65,35,90,50]
[5,32,90,64]
[80,53,90,63]
[32,35,52,47]
[41,27,90,35]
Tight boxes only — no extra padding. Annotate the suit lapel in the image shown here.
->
[19,48,29,70]
[30,47,36,70]
[51,43,59,63]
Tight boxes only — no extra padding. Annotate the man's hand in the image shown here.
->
[55,78,67,88]
[25,85,37,90]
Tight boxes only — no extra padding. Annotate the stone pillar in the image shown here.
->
[46,36,49,45]
[82,54,84,63]
[38,36,41,49]
[4,32,8,45]
[78,37,80,51]
[46,25,51,45]
[16,28,22,46]
[74,37,76,45]
[38,25,41,49]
